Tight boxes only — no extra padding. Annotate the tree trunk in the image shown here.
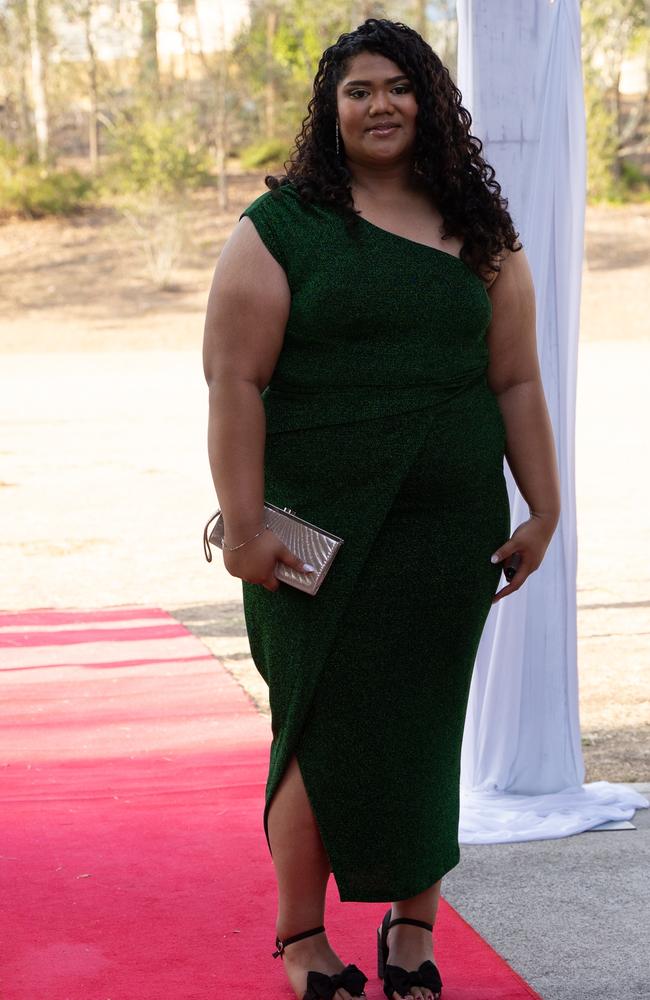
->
[264,7,277,139]
[612,70,622,181]
[193,0,229,209]
[176,10,193,84]
[140,0,160,101]
[215,1,229,211]
[16,38,33,151]
[26,0,48,162]
[83,2,100,172]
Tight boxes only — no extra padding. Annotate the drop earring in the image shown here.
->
[335,120,340,156]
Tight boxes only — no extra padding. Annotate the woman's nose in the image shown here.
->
[369,93,394,114]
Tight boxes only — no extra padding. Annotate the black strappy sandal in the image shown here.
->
[377,910,443,999]
[273,924,368,1000]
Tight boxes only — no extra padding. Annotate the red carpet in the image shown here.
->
[0,606,542,999]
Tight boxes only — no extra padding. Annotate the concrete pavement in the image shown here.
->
[442,784,650,1000]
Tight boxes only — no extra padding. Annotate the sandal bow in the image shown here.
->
[306,963,368,999]
[385,959,442,997]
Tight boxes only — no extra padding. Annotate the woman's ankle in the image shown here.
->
[275,921,326,946]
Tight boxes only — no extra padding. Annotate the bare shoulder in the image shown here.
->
[208,215,290,316]
[216,215,287,282]
[485,243,533,297]
[202,217,290,390]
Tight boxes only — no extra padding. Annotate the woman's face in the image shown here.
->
[335,50,419,168]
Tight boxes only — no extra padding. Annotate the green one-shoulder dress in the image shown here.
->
[238,182,510,903]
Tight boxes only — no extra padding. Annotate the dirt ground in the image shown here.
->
[0,175,648,783]
[1,176,648,351]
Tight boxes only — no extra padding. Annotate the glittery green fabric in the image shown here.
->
[238,182,510,902]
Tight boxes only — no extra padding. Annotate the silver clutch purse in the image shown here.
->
[203,502,344,596]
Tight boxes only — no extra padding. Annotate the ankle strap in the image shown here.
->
[388,916,434,933]
[272,924,325,958]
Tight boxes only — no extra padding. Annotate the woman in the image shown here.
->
[203,18,560,1000]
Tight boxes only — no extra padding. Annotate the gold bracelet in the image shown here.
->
[222,522,270,551]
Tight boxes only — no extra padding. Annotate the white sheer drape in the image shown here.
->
[455,0,648,842]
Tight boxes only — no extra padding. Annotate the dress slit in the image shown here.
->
[250,404,457,870]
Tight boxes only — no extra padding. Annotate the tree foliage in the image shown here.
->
[0,0,646,208]
[100,108,211,196]
[581,0,648,199]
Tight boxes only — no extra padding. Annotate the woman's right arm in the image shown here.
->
[202,216,309,592]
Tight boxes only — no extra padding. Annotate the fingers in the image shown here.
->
[261,545,315,592]
[491,541,518,565]
[491,556,530,604]
[279,544,315,576]
[226,537,313,592]
[490,516,549,604]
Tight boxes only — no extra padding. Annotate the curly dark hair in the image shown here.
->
[265,17,522,284]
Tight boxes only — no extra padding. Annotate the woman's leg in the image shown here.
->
[384,881,443,1000]
[267,753,359,1000]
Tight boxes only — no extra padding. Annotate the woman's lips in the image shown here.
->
[367,125,400,136]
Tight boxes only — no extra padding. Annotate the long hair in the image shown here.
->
[264,18,522,284]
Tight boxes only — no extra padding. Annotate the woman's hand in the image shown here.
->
[490,511,559,604]
[222,527,313,593]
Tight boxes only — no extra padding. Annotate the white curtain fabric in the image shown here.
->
[455,0,649,842]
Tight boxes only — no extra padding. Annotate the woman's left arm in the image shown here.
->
[485,246,562,604]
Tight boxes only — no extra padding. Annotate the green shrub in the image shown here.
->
[100,116,212,197]
[0,166,92,218]
[620,160,649,192]
[0,137,21,169]
[0,140,92,218]
[239,138,290,169]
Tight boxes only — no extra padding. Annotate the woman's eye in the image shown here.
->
[349,85,411,99]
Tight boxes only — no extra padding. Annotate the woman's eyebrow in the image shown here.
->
[343,75,410,87]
